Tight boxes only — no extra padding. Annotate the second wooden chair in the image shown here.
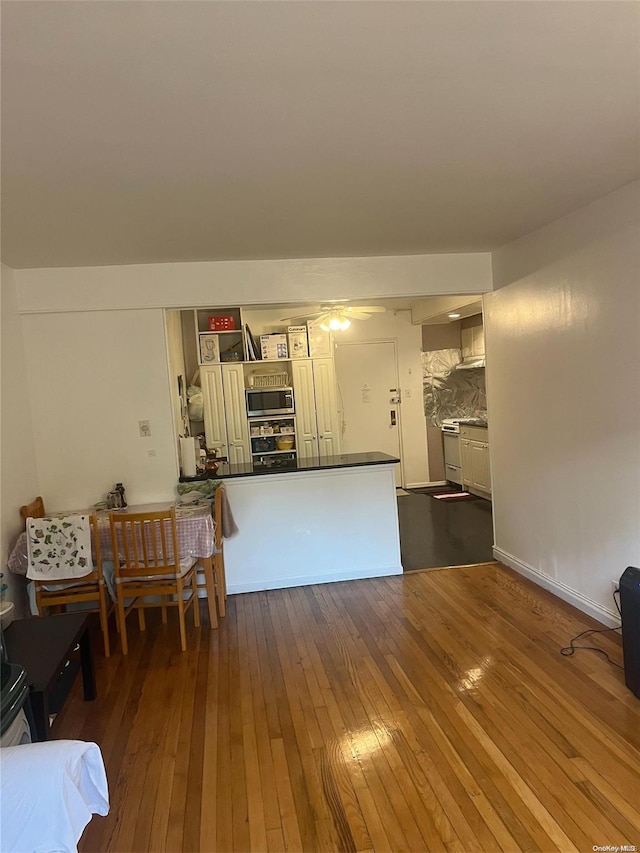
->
[109,507,200,654]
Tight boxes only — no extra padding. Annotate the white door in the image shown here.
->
[313,358,341,459]
[221,364,250,465]
[334,340,403,486]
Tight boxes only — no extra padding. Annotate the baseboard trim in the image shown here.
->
[405,480,448,489]
[227,564,403,596]
[493,547,620,628]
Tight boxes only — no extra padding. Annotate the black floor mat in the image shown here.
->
[398,492,494,571]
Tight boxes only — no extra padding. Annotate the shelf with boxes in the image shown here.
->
[193,306,332,367]
[248,415,296,460]
[196,308,244,365]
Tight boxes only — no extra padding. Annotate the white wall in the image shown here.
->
[21,309,179,510]
[485,180,640,623]
[14,252,492,313]
[12,253,489,511]
[1,265,39,614]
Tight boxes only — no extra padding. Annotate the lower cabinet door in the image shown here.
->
[460,438,472,486]
[470,441,491,493]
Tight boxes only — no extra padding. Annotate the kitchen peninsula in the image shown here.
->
[186,452,402,593]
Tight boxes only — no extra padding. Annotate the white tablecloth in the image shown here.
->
[8,502,216,578]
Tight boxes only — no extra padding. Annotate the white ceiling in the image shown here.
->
[2,0,639,270]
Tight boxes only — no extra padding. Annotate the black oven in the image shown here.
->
[246,387,294,418]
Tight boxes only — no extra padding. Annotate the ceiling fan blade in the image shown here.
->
[344,305,386,314]
[344,311,373,320]
[280,311,323,322]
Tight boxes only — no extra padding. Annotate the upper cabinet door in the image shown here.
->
[313,358,341,458]
[221,363,250,465]
[291,361,318,459]
[461,327,474,360]
[201,366,227,455]
[461,323,485,359]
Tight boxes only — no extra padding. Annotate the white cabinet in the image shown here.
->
[201,366,228,457]
[221,364,251,465]
[291,361,318,458]
[460,425,491,498]
[461,324,485,360]
[313,358,340,458]
[292,358,341,459]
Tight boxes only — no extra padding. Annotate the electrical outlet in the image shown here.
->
[139,420,151,437]
[611,579,619,593]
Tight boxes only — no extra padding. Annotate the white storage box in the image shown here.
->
[287,326,308,358]
[260,334,288,360]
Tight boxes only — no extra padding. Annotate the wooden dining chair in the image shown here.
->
[109,507,200,654]
[20,496,46,530]
[195,485,227,622]
[212,485,227,617]
[27,512,112,657]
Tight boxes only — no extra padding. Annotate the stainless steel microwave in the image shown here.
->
[246,387,294,417]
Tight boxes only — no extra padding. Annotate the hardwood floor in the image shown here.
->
[55,563,640,853]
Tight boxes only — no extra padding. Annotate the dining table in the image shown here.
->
[8,500,221,629]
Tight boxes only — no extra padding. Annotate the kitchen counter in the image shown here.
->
[180,451,400,481]
[198,452,403,594]
[456,418,488,428]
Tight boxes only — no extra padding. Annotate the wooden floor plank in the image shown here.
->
[58,563,640,853]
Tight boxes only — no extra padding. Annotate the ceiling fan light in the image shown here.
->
[337,317,351,330]
[320,320,331,332]
[328,315,343,331]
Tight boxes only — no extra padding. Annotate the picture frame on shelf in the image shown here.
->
[199,333,220,364]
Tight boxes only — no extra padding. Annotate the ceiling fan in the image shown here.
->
[280,304,386,331]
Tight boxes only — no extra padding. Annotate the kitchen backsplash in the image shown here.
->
[422,348,487,426]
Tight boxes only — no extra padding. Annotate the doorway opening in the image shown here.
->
[397,485,494,571]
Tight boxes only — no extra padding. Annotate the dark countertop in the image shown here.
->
[180,451,400,481]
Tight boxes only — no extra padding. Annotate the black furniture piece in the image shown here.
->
[4,612,96,741]
[620,566,640,699]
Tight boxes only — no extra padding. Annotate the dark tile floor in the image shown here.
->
[397,489,494,571]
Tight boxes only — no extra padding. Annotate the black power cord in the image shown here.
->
[560,589,624,669]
